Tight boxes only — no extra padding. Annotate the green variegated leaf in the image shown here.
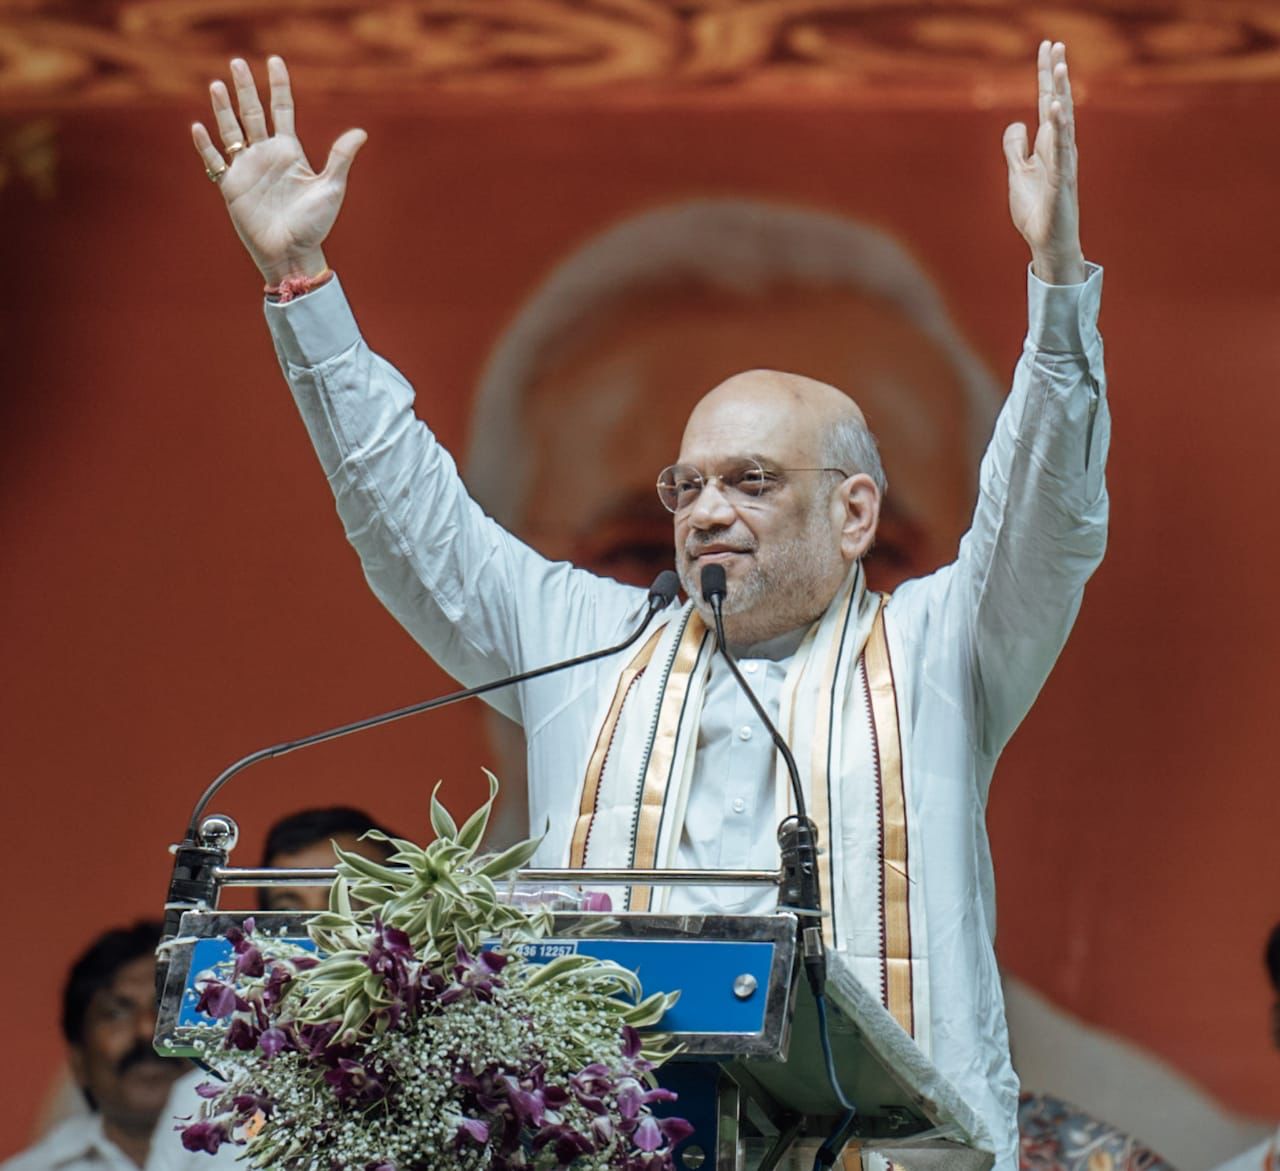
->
[456,770,499,852]
[328,873,353,917]
[622,989,679,1027]
[429,781,459,842]
[336,995,369,1039]
[333,844,415,888]
[475,834,543,880]
[519,953,599,988]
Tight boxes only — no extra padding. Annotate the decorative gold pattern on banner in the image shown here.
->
[629,611,708,912]
[6,2,1280,110]
[864,601,913,1037]
[570,624,665,869]
[0,118,57,196]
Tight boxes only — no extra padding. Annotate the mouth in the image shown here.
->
[689,545,752,563]
[120,1062,181,1083]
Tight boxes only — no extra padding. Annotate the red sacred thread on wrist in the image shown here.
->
[265,267,334,304]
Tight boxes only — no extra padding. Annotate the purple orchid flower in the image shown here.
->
[232,943,264,979]
[591,1115,615,1147]
[501,1077,546,1128]
[440,946,508,1005]
[454,1065,507,1114]
[616,1079,668,1123]
[364,918,415,975]
[295,1020,342,1059]
[261,963,293,1010]
[550,1128,595,1164]
[324,1057,389,1105]
[194,978,246,1020]
[179,1120,230,1154]
[224,1017,260,1052]
[230,1090,273,1119]
[454,1117,490,1148]
[258,1027,291,1058]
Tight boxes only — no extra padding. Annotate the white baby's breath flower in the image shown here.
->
[180,775,683,1170]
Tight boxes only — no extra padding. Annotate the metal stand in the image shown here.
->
[156,816,993,1171]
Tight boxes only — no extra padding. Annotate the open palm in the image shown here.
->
[1003,42,1084,285]
[192,57,366,285]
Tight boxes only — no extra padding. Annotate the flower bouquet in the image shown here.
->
[179,775,692,1170]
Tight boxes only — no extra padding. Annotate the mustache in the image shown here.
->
[116,1039,178,1076]
[683,529,756,557]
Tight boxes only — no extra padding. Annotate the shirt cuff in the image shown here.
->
[264,273,361,369]
[1025,261,1103,355]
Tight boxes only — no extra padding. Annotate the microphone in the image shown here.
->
[157,569,681,994]
[699,563,827,996]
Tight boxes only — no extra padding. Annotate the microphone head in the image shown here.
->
[648,570,681,610]
[700,563,728,603]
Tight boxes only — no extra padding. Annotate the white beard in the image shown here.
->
[677,496,845,646]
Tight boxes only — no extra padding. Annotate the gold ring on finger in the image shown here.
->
[226,141,246,158]
[206,164,227,184]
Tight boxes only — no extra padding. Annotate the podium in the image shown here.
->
[157,898,993,1170]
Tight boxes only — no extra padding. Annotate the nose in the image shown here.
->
[137,1003,158,1046]
[685,478,737,529]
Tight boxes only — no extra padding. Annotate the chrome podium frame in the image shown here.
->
[157,815,991,1170]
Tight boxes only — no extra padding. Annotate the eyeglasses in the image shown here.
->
[656,457,849,514]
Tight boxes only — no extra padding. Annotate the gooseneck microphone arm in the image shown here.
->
[699,562,827,996]
[184,570,680,839]
[158,570,681,996]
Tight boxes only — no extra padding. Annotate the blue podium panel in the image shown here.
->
[158,910,798,1062]
[512,937,777,1036]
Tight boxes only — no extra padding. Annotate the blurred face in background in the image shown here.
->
[514,284,976,592]
[70,954,185,1135]
[262,832,385,913]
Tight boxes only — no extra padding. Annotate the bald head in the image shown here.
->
[685,368,862,449]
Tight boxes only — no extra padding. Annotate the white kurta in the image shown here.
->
[1,1073,240,1171]
[263,264,1108,1171]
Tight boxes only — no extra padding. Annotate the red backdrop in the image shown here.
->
[3,73,1280,1149]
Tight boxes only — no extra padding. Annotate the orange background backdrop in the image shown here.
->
[4,9,1280,1152]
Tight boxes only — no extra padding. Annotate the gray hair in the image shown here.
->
[826,415,888,500]
[465,198,997,528]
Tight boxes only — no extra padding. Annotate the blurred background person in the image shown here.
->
[25,813,399,1143]
[258,805,399,913]
[2,921,221,1171]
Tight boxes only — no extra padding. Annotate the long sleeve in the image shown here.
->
[968,264,1108,753]
[895,263,1108,773]
[263,277,648,725]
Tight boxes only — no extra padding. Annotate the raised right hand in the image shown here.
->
[191,56,366,286]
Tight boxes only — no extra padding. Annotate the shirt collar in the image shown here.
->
[36,1112,113,1167]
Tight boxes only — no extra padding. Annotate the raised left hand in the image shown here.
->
[1003,41,1086,285]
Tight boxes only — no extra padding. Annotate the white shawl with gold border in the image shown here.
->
[566,566,930,1049]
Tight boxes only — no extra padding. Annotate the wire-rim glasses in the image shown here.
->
[656,457,850,514]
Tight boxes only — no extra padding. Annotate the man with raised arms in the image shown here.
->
[190,42,1107,1170]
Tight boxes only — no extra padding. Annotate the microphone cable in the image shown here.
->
[698,562,859,1167]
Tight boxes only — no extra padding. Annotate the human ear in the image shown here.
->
[837,474,880,562]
